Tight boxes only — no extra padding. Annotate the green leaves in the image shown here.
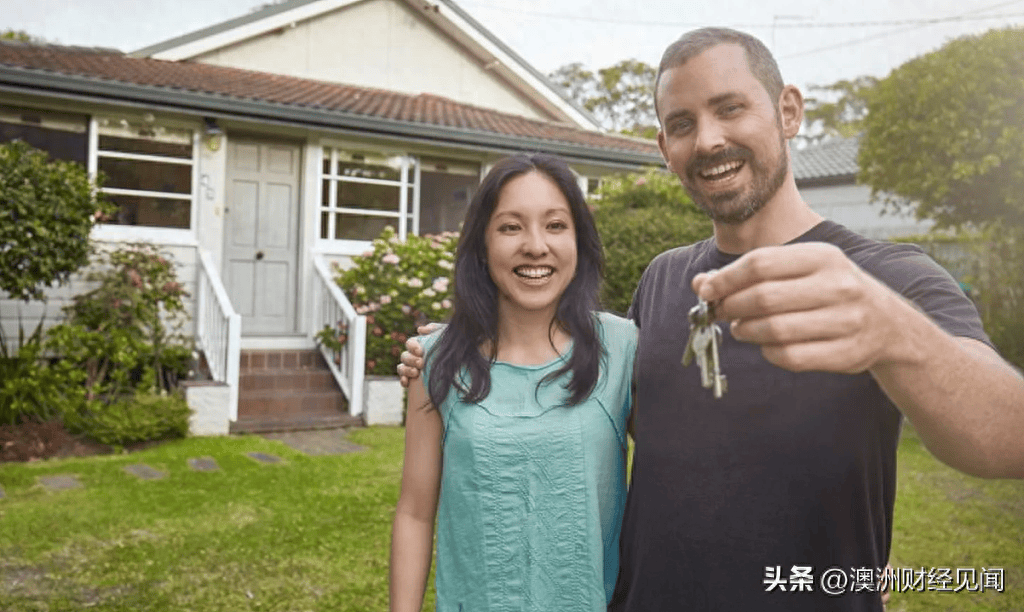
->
[860,27,1024,230]
[549,59,658,137]
[592,169,713,314]
[0,140,115,302]
[334,227,458,375]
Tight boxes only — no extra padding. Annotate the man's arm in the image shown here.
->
[694,242,1024,479]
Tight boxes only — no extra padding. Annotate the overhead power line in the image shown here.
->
[459,0,1024,30]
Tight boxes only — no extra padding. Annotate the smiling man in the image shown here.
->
[609,27,1024,612]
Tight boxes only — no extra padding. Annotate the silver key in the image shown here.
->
[682,297,728,398]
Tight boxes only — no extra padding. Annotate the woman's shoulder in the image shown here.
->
[595,311,638,339]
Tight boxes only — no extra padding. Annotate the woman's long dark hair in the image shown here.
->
[426,153,605,409]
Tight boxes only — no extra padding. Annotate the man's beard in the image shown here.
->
[683,129,788,225]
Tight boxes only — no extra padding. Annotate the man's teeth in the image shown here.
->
[515,266,553,278]
[701,160,743,179]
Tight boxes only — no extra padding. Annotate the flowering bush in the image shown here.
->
[332,226,458,376]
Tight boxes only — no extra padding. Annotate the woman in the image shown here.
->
[389,153,637,611]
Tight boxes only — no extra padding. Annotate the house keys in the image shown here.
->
[681,295,728,398]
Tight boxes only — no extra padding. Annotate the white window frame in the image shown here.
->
[315,145,420,255]
[89,116,199,246]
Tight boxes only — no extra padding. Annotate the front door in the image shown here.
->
[224,140,301,335]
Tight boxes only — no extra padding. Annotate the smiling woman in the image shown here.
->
[388,153,638,612]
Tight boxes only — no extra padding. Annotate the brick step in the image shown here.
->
[237,389,348,418]
[230,413,363,434]
[239,349,327,373]
[239,369,338,392]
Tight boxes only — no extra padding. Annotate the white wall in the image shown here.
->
[194,0,549,122]
[802,183,934,240]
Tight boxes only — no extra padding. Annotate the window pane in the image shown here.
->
[99,157,192,194]
[0,123,88,166]
[320,212,330,240]
[321,179,331,209]
[418,170,477,235]
[336,181,399,213]
[98,135,192,159]
[102,194,191,229]
[333,213,397,241]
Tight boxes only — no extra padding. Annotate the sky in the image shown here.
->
[3,0,1023,98]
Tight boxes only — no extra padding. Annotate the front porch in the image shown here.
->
[185,249,374,435]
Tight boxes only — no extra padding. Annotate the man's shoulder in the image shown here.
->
[646,238,715,273]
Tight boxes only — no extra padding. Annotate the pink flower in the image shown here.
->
[382,253,400,265]
[441,299,452,309]
[635,177,647,187]
[432,277,449,293]
[408,278,423,288]
[380,294,392,305]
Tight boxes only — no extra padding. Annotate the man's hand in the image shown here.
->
[396,323,441,387]
[692,242,916,375]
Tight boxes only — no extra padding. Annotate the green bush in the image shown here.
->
[592,168,713,314]
[71,386,191,447]
[967,227,1024,370]
[330,227,457,376]
[46,243,192,404]
[0,140,113,302]
[0,313,85,425]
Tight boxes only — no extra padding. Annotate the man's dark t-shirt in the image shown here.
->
[610,221,991,612]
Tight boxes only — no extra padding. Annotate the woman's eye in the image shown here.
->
[498,223,520,232]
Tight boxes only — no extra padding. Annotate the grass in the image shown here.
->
[0,425,1020,611]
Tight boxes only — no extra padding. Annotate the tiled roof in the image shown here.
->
[791,136,860,183]
[0,41,659,162]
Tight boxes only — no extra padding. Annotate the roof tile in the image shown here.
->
[0,42,659,158]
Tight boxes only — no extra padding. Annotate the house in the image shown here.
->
[0,0,661,435]
[792,136,934,240]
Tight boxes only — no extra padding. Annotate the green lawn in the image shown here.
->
[0,426,1020,611]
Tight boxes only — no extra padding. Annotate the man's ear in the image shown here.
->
[778,85,804,139]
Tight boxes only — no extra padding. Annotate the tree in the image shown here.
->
[859,27,1024,229]
[592,169,713,314]
[799,76,877,145]
[0,140,113,302]
[1,29,38,43]
[550,59,658,138]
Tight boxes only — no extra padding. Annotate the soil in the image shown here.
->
[0,420,118,462]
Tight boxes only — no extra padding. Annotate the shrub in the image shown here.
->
[592,168,713,314]
[0,311,85,425]
[0,140,114,302]
[331,227,457,376]
[70,386,191,447]
[46,243,192,403]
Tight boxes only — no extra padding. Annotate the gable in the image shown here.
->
[136,0,597,129]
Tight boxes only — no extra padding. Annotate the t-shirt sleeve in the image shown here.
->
[871,247,993,349]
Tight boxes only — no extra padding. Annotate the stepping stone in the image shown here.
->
[246,452,282,464]
[188,457,220,472]
[123,464,166,480]
[39,474,82,491]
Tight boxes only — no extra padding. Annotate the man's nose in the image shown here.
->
[694,119,726,153]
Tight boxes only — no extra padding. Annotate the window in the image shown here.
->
[0,105,88,165]
[418,158,479,235]
[320,149,414,242]
[95,118,195,229]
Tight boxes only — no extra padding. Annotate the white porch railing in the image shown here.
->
[311,256,367,416]
[195,249,242,421]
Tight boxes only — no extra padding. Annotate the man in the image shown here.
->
[400,28,1024,611]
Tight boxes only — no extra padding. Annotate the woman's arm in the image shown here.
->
[389,377,443,612]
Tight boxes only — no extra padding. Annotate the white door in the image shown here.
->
[224,140,301,335]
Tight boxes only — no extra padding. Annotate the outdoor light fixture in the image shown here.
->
[203,117,224,152]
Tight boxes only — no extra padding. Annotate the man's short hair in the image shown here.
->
[654,27,784,122]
